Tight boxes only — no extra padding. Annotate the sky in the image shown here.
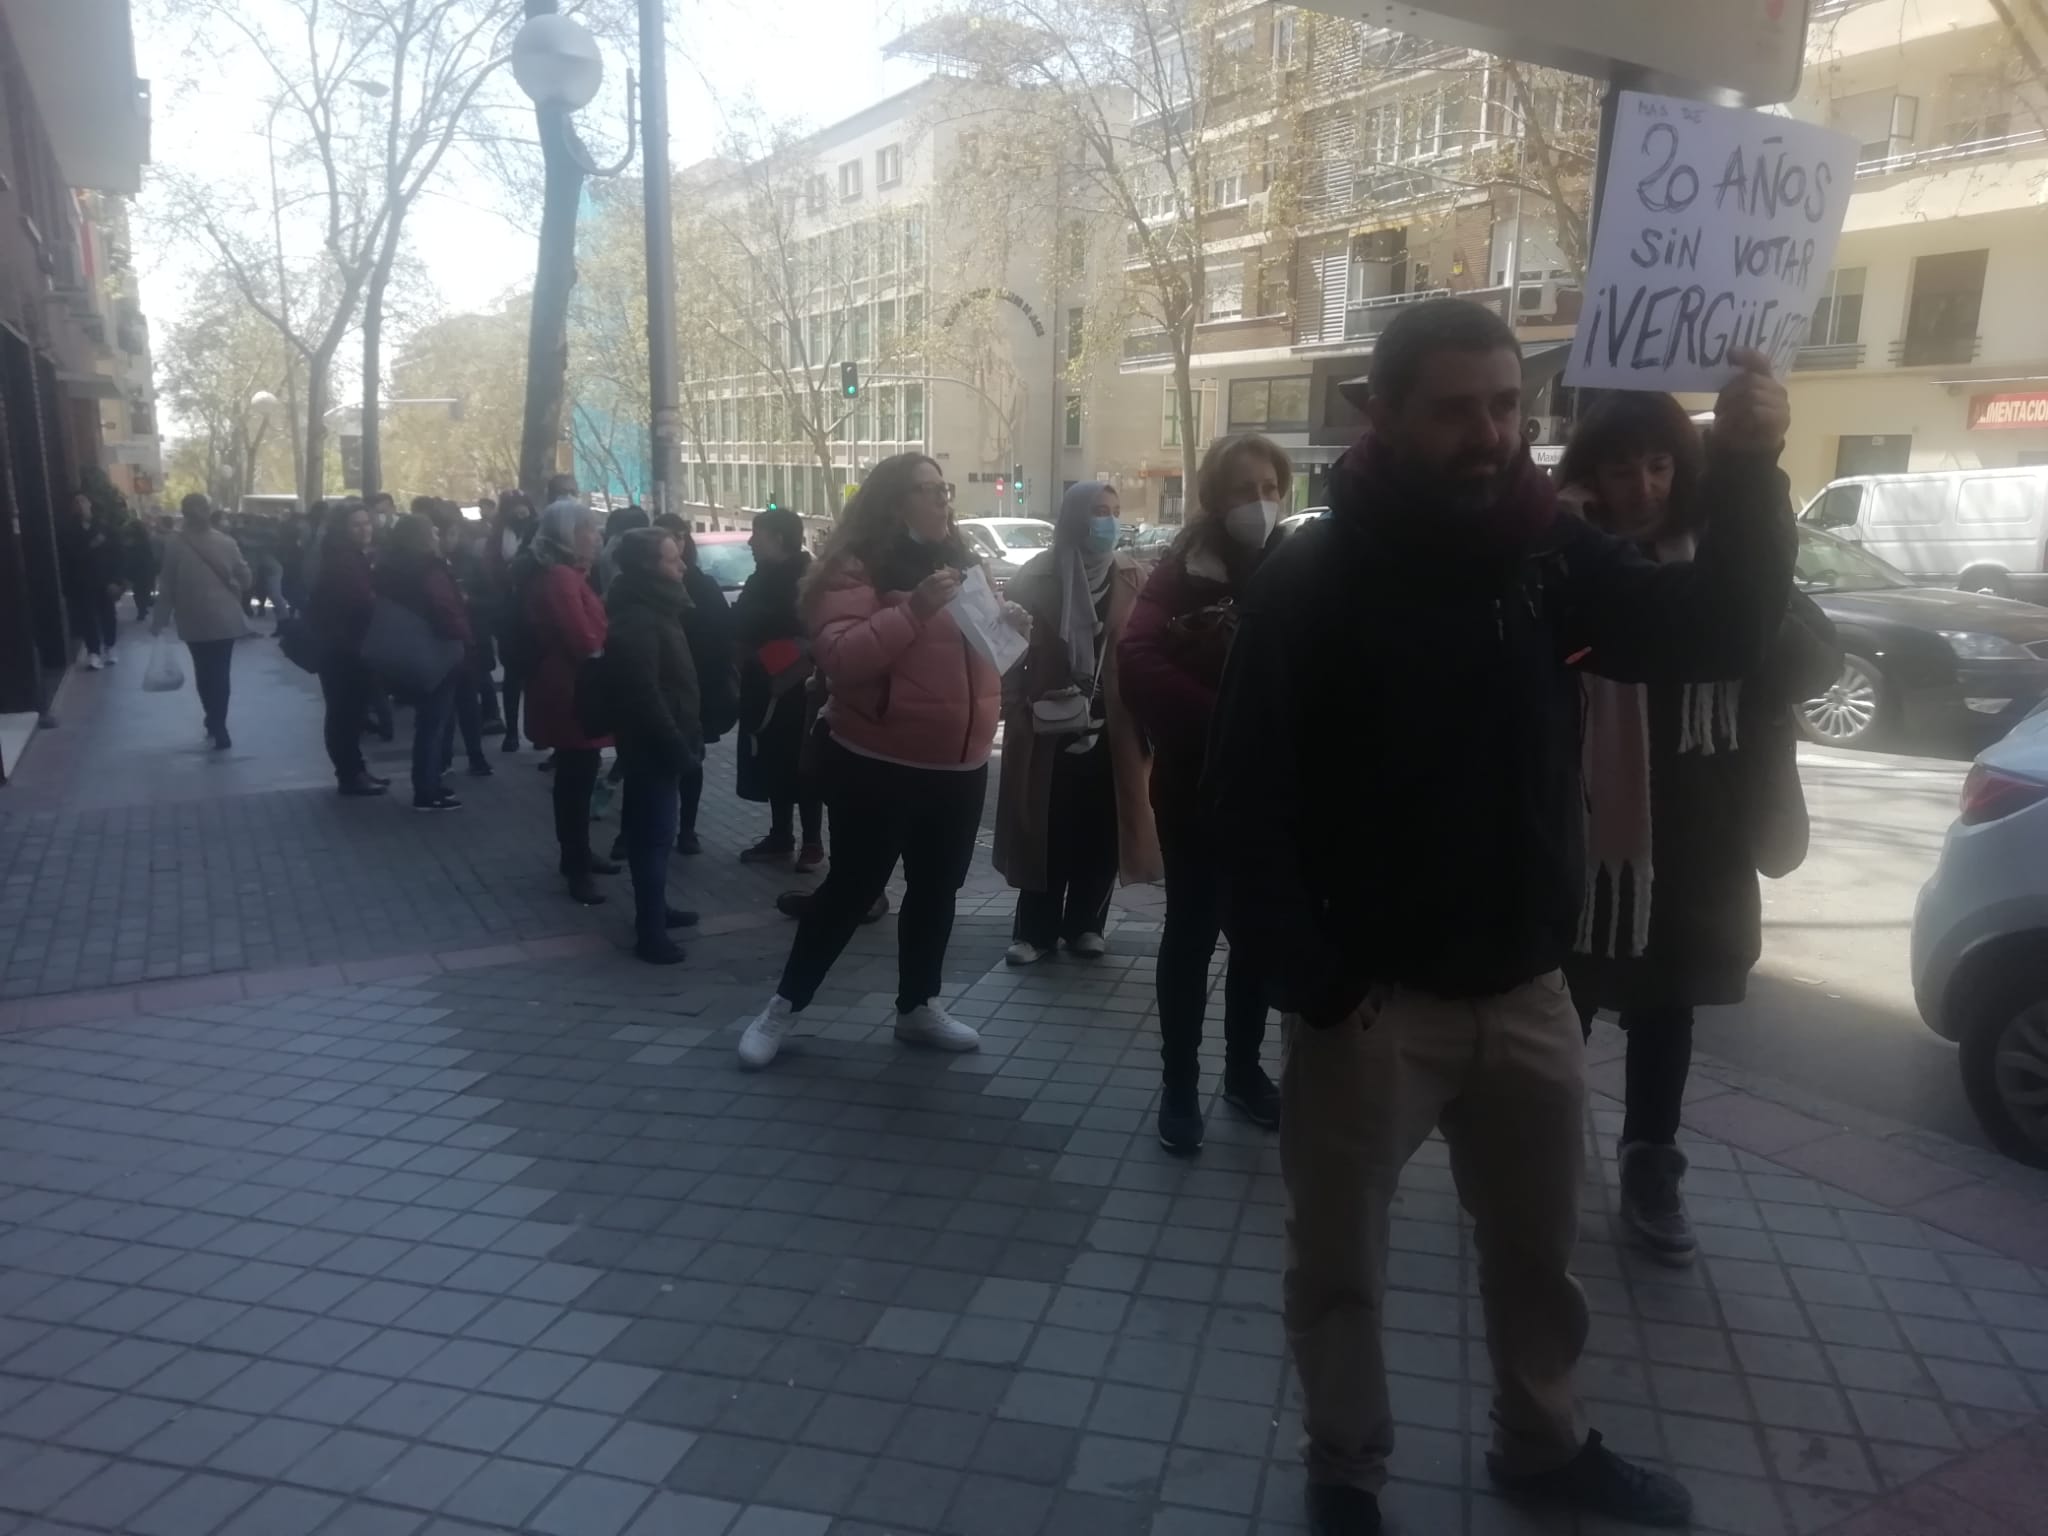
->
[134,0,930,421]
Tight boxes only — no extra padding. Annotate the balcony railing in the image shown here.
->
[1342,285,1514,343]
[1856,127,2048,179]
[1890,334,1981,367]
[1793,342,1866,371]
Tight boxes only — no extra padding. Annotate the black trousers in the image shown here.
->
[552,747,603,875]
[1578,1001,1694,1147]
[187,639,235,736]
[778,738,987,1013]
[623,771,681,947]
[442,668,489,771]
[500,668,526,743]
[319,658,372,782]
[1156,809,1269,1089]
[770,793,823,845]
[678,764,705,837]
[1013,740,1118,949]
[72,590,117,654]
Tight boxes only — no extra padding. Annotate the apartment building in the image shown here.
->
[0,0,153,744]
[1780,0,2048,497]
[669,74,1155,527]
[1116,4,1595,514]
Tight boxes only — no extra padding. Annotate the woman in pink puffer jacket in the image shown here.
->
[736,453,1015,1070]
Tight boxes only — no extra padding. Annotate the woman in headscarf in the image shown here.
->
[524,499,618,904]
[1559,393,1838,1266]
[994,480,1159,966]
[1119,433,1292,1153]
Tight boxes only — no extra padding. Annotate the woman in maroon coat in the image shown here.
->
[307,501,385,798]
[1117,432,1293,1155]
[526,500,616,904]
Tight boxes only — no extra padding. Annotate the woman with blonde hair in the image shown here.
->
[736,452,1015,1070]
[1118,432,1293,1153]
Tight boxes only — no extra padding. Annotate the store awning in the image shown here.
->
[1336,339,1574,412]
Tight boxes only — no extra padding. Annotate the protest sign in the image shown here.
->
[1566,92,1858,393]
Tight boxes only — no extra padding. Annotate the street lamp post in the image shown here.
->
[638,0,680,518]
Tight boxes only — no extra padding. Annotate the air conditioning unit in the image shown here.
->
[1524,415,1568,446]
[1516,281,1564,319]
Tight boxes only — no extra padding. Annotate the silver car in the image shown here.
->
[1911,703,2048,1165]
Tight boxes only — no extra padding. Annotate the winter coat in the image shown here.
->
[1566,589,1839,1011]
[1210,436,1795,1021]
[733,554,812,802]
[1118,544,1254,827]
[994,550,1161,890]
[57,515,120,604]
[604,567,703,779]
[307,542,375,658]
[811,541,1002,771]
[152,527,253,645]
[682,563,739,741]
[525,561,612,751]
[373,552,473,646]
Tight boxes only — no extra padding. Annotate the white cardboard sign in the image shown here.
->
[1567,92,1858,394]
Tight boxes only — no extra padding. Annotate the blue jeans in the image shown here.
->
[411,674,456,803]
[622,770,680,947]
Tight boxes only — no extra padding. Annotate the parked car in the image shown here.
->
[1118,523,1179,562]
[692,530,755,603]
[1798,465,2048,603]
[1911,702,2048,1166]
[1792,526,2048,749]
[958,517,1056,591]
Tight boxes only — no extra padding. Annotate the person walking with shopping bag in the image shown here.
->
[152,493,251,750]
[994,480,1159,965]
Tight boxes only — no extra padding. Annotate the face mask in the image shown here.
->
[1085,515,1120,556]
[1225,500,1282,547]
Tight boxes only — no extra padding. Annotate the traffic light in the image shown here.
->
[765,495,780,513]
[841,362,859,398]
[995,475,1007,493]
[1011,464,1024,505]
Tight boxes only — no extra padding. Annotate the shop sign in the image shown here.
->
[1969,392,2048,430]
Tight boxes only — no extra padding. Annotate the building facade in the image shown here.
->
[1779,0,2048,500]
[667,76,1156,529]
[1114,4,1595,516]
[0,0,153,738]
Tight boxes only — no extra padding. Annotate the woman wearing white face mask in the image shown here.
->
[995,482,1161,963]
[1118,434,1293,1154]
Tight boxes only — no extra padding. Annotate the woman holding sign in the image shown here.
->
[993,482,1160,967]
[1560,393,1839,1267]
[736,453,1022,1071]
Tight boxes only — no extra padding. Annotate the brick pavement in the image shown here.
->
[3,617,2048,1533]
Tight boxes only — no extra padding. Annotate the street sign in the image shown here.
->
[1303,1,1810,104]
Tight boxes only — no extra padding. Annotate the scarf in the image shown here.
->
[1060,544,1114,687]
[532,499,589,568]
[1574,530,1743,960]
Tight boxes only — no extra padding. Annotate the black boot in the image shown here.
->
[1223,1062,1281,1130]
[1157,1080,1204,1155]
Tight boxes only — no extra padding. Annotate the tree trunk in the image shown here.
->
[1171,347,1198,520]
[303,357,333,505]
[518,106,587,498]
[360,257,393,497]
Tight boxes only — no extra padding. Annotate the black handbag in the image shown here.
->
[361,597,462,698]
[276,617,326,675]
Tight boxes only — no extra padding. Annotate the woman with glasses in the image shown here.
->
[736,453,1019,1070]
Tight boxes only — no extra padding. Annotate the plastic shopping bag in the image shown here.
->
[142,639,184,693]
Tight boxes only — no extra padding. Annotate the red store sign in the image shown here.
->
[1969,392,2048,430]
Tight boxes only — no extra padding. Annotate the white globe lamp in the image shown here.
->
[511,13,603,111]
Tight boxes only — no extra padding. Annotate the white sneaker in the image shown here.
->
[1005,941,1048,967]
[1067,931,1108,959]
[85,654,104,671]
[895,1003,980,1053]
[737,996,798,1070]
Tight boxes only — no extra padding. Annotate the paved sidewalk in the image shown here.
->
[4,612,2048,1535]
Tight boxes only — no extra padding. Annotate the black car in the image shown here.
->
[1795,527,2048,749]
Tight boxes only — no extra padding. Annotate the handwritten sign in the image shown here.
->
[1567,93,1858,393]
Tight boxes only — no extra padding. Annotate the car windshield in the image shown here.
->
[992,523,1054,550]
[1794,529,1912,594]
[696,541,757,590]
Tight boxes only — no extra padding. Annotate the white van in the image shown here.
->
[1798,466,2048,603]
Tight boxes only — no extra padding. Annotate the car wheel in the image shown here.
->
[1960,970,2048,1169]
[1798,652,1888,748]
[1958,567,2011,597]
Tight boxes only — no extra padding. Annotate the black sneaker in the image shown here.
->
[1223,1064,1281,1130]
[635,938,686,966]
[1305,1482,1382,1536]
[412,792,462,812]
[1488,1431,1692,1529]
[675,831,702,855]
[1158,1082,1204,1155]
[741,834,796,864]
[565,874,606,906]
[337,776,387,798]
[467,760,496,778]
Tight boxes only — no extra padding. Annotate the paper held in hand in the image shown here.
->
[1566,92,1858,394]
[949,565,1027,675]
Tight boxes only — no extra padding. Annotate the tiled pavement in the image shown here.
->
[6,618,2048,1533]
[1,920,2047,1536]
